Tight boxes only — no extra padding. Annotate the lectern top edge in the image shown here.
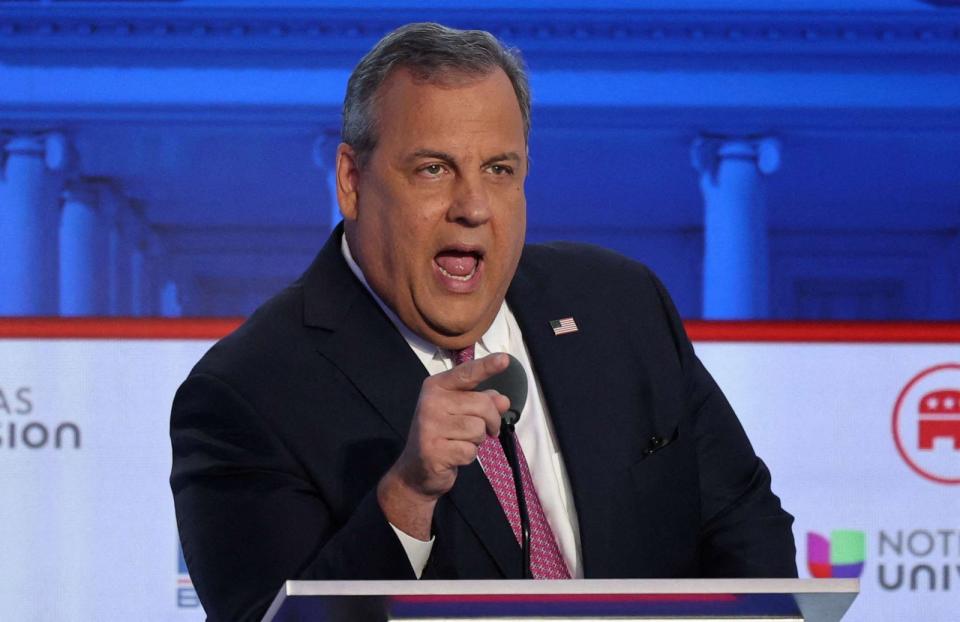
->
[281,577,857,597]
[263,578,859,622]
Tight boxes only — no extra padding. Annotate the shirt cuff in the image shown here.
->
[389,523,435,579]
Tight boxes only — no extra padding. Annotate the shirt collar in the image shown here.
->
[341,233,509,364]
[477,303,510,358]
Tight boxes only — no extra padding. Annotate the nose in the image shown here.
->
[447,175,491,227]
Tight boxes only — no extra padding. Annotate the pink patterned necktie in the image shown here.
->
[453,345,571,579]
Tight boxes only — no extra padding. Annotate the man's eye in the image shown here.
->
[489,164,513,176]
[421,164,445,176]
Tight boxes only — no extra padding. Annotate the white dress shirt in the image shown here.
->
[341,236,583,579]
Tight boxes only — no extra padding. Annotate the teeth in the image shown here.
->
[438,263,478,281]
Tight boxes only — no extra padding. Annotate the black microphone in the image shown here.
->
[475,353,531,578]
[474,353,527,426]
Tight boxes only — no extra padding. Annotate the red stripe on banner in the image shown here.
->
[685,321,960,343]
[0,317,243,339]
[0,318,958,342]
[392,593,738,604]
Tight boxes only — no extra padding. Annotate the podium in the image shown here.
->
[262,578,858,621]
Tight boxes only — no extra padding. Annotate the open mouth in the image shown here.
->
[434,247,484,288]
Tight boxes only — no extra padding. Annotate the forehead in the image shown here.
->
[371,66,525,152]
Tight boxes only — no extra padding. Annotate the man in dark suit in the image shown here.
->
[170,22,796,622]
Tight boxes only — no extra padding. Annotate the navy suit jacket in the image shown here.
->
[170,227,797,621]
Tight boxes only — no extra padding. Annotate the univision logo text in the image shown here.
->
[808,529,959,592]
[0,386,81,450]
[878,529,960,592]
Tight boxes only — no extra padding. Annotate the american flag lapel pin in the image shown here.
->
[550,317,579,336]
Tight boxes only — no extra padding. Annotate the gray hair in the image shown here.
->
[342,22,531,166]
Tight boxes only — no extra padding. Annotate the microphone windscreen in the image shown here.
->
[475,353,528,426]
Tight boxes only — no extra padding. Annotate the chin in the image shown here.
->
[421,315,483,344]
[416,292,498,340]
[430,319,478,339]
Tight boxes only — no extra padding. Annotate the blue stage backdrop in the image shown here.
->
[1,0,957,321]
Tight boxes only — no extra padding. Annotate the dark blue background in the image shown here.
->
[1,0,957,320]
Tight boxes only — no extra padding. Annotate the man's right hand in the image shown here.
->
[377,352,511,540]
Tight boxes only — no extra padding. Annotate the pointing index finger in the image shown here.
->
[437,352,510,391]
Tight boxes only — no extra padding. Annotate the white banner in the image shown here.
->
[1,331,957,620]
[698,343,960,622]
[0,339,209,621]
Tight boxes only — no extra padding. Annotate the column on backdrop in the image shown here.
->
[59,182,111,316]
[59,181,152,317]
[0,133,69,315]
[129,218,149,318]
[101,185,134,316]
[691,136,781,319]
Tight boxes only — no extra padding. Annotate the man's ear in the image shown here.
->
[336,143,361,221]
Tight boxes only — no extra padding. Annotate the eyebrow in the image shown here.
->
[482,152,522,167]
[406,149,522,169]
[407,149,453,163]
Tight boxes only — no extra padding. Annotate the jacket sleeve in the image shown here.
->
[170,371,415,622]
[649,273,799,578]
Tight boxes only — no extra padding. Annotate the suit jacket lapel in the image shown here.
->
[301,227,427,440]
[506,253,650,578]
[301,227,521,577]
[445,464,524,578]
